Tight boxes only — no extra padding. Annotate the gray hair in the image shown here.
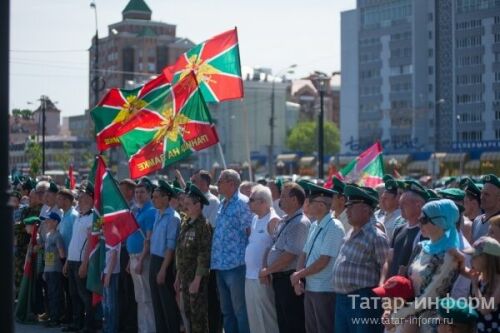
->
[251,184,273,207]
[36,180,50,192]
[220,169,241,187]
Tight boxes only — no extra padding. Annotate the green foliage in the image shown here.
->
[54,142,72,172]
[286,121,340,155]
[12,108,34,120]
[25,140,42,177]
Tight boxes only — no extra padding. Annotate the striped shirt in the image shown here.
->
[332,220,390,294]
[303,214,345,292]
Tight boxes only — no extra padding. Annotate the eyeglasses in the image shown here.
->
[249,197,261,203]
[418,215,432,225]
[345,200,364,208]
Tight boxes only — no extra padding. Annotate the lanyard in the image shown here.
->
[306,218,332,262]
[275,211,303,241]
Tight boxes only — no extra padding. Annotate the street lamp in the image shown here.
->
[90,1,102,107]
[310,71,340,179]
[269,64,297,177]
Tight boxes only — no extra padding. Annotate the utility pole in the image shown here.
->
[41,95,46,174]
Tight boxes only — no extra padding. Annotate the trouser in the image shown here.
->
[335,287,384,333]
[149,254,180,333]
[272,270,306,333]
[119,246,137,333]
[180,274,209,333]
[244,278,279,333]
[130,254,155,333]
[45,271,62,322]
[68,260,94,331]
[62,273,73,323]
[208,269,223,333]
[102,273,119,333]
[304,290,335,333]
[215,265,250,333]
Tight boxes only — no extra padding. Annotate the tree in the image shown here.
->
[54,142,72,171]
[287,121,340,155]
[25,140,42,177]
[12,108,34,120]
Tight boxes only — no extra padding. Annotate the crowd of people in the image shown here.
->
[9,169,500,333]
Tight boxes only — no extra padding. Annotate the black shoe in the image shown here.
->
[61,326,80,332]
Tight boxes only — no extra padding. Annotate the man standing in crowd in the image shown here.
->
[387,181,427,277]
[472,174,500,242]
[56,189,78,324]
[267,178,285,217]
[332,185,390,333]
[127,179,156,333]
[211,169,252,333]
[330,177,349,233]
[377,179,404,241]
[460,178,483,242]
[260,181,310,333]
[118,178,138,333]
[190,169,222,333]
[63,183,95,333]
[150,180,181,333]
[290,183,344,333]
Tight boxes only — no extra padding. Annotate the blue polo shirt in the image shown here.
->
[126,201,156,255]
[57,207,78,253]
[150,207,181,257]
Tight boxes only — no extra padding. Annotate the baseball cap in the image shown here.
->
[372,275,414,301]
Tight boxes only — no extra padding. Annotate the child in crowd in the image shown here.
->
[42,212,66,327]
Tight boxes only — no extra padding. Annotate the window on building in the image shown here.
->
[428,66,434,75]
[496,128,500,139]
[428,13,433,22]
[429,31,433,39]
[429,48,434,57]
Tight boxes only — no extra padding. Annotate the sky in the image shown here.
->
[10,0,356,117]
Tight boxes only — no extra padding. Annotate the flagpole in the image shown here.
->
[242,101,253,181]
[217,142,227,169]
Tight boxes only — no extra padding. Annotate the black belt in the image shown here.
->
[272,270,295,279]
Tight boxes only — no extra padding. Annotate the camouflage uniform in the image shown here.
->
[14,204,42,295]
[176,215,212,333]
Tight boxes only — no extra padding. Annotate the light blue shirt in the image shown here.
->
[211,191,253,270]
[150,207,180,257]
[303,214,345,292]
[127,201,156,254]
[57,207,78,253]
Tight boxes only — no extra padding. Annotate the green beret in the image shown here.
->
[306,182,337,199]
[382,174,395,183]
[10,191,22,200]
[137,177,154,190]
[331,177,346,195]
[22,178,37,191]
[344,185,378,208]
[80,182,94,197]
[438,188,465,201]
[384,180,398,194]
[403,180,429,201]
[186,184,209,206]
[437,297,478,325]
[156,180,175,197]
[297,179,316,196]
[459,177,483,199]
[482,174,500,188]
[23,216,40,225]
[48,182,59,193]
[426,189,440,201]
[444,177,457,187]
[170,182,184,197]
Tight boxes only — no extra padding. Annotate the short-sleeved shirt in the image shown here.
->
[127,201,156,255]
[150,207,181,258]
[211,191,253,270]
[44,230,65,272]
[104,244,121,274]
[388,223,422,278]
[472,211,500,242]
[303,215,345,292]
[267,209,311,272]
[332,219,390,294]
[67,211,93,262]
[203,191,220,228]
[58,207,78,253]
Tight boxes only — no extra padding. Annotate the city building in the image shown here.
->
[32,96,61,136]
[340,0,500,176]
[88,0,194,108]
[290,79,340,125]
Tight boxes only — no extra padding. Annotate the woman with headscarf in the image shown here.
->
[390,199,461,333]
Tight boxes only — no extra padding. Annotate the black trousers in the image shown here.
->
[45,271,62,322]
[62,273,73,323]
[208,269,223,333]
[68,260,94,331]
[149,255,180,333]
[118,245,137,333]
[272,270,306,333]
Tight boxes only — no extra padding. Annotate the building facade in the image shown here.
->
[88,0,194,107]
[340,0,500,175]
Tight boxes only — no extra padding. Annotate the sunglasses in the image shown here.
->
[418,213,445,225]
[249,197,261,203]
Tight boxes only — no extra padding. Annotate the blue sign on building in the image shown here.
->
[452,141,500,150]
